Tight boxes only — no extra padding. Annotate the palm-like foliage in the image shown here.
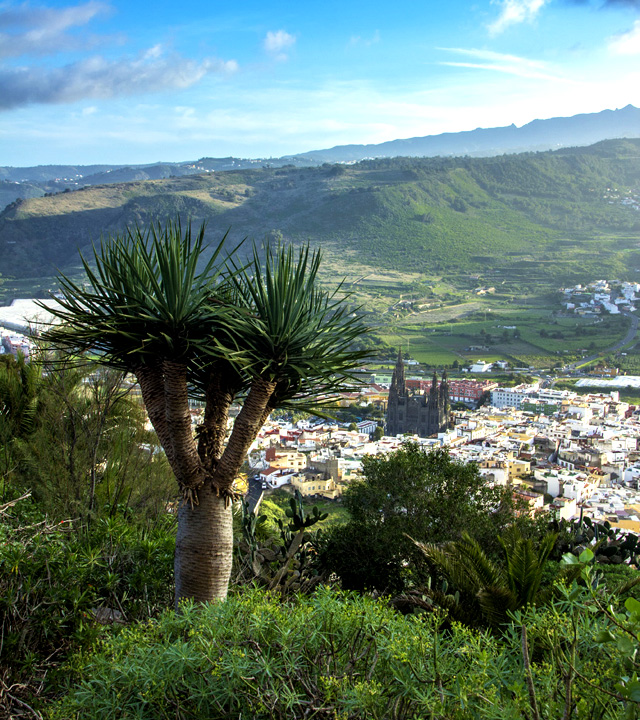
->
[0,354,40,441]
[39,219,369,603]
[229,243,368,413]
[413,530,557,629]
[0,353,41,485]
[42,219,234,368]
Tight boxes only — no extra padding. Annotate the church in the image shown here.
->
[386,350,450,437]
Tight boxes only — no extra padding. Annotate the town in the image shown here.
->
[4,297,640,533]
[240,353,640,532]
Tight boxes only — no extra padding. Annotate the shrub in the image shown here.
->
[53,586,634,719]
[0,503,175,682]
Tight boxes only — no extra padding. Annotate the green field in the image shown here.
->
[3,265,635,373]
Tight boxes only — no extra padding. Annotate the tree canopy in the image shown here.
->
[320,443,521,593]
[41,219,369,603]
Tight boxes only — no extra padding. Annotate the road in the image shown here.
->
[565,311,639,371]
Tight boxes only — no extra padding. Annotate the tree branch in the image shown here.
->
[162,360,206,494]
[135,364,174,468]
[212,377,276,496]
[197,374,236,472]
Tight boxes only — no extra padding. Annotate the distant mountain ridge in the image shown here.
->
[1,104,638,210]
[293,105,640,163]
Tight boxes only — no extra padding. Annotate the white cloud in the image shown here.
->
[0,1,238,110]
[609,20,640,55]
[438,47,563,81]
[0,49,238,110]
[263,29,296,61]
[488,0,548,35]
[0,0,113,57]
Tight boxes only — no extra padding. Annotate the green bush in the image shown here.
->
[319,444,535,593]
[52,586,634,719]
[0,504,175,679]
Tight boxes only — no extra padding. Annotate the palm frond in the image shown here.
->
[39,220,235,370]
[477,585,518,628]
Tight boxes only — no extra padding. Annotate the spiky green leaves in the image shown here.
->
[42,220,369,415]
[41,220,233,370]
[229,243,369,412]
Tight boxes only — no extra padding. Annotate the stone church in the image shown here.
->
[386,350,450,437]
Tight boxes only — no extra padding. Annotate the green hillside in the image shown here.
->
[1,139,639,286]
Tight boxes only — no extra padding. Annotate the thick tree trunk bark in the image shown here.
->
[163,360,206,493]
[135,364,175,468]
[137,366,275,605]
[174,480,233,606]
[197,375,235,472]
[212,377,276,493]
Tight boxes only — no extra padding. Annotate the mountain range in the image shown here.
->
[294,104,640,163]
[1,105,639,212]
[2,138,640,288]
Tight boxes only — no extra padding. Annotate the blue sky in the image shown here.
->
[1,0,640,165]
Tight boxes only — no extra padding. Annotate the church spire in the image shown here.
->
[390,347,406,397]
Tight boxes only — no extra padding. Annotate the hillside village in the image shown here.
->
[562,279,640,315]
[5,299,640,532]
[233,371,640,532]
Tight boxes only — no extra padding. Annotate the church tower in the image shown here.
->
[386,348,406,436]
[386,349,451,438]
[439,368,451,427]
[426,370,441,434]
[389,348,406,399]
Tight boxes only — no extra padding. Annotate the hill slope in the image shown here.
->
[1,140,639,284]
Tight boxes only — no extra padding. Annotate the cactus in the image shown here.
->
[235,490,329,595]
[552,516,640,566]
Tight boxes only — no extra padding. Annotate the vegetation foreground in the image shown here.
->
[4,449,640,718]
[3,217,640,717]
[48,584,640,719]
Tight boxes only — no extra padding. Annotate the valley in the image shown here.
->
[2,138,640,372]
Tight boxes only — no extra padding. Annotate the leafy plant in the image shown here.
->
[0,495,175,711]
[41,219,369,604]
[409,529,558,628]
[319,443,527,593]
[51,585,640,720]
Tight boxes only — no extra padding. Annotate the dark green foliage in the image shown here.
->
[52,586,638,719]
[0,352,40,488]
[0,350,177,713]
[319,443,524,593]
[0,502,175,679]
[8,359,175,520]
[227,242,370,413]
[598,565,640,602]
[410,529,558,628]
[41,220,234,371]
[0,352,39,442]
